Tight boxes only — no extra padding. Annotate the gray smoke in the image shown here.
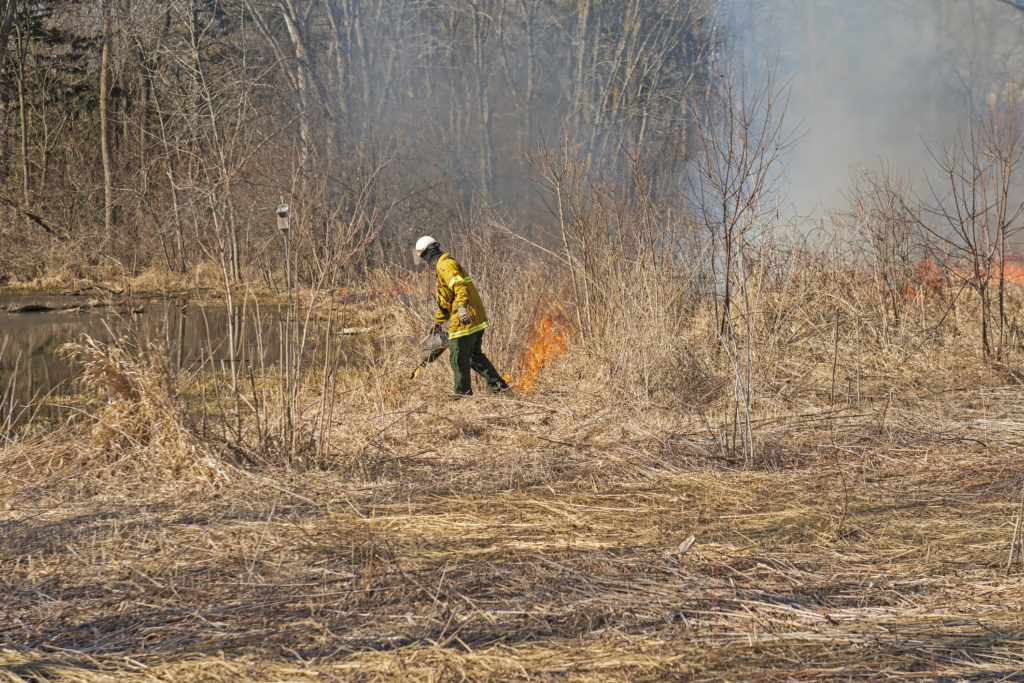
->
[724,0,1024,217]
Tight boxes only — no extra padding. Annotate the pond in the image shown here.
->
[0,294,288,430]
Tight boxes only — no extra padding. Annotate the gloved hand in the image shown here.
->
[457,305,472,325]
[430,323,443,336]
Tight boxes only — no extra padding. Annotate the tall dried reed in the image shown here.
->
[57,335,232,486]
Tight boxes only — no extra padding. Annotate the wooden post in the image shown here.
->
[277,200,291,304]
[277,200,293,454]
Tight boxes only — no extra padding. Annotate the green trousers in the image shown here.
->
[449,330,507,395]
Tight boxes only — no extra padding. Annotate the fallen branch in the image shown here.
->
[0,190,69,239]
[4,300,141,314]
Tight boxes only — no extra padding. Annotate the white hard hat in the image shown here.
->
[414,235,439,257]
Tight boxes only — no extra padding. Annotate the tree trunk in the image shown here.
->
[325,0,348,120]
[279,1,314,172]
[720,203,732,338]
[0,0,20,187]
[998,223,1006,359]
[980,282,991,358]
[575,0,591,128]
[100,7,114,241]
[15,23,27,206]
[471,1,495,199]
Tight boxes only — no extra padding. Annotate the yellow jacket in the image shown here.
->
[434,253,488,339]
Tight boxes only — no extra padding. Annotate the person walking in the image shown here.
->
[415,236,509,396]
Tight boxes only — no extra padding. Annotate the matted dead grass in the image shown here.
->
[3,381,1024,681]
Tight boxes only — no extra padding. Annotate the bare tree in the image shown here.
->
[690,64,793,338]
[844,166,922,330]
[686,63,794,465]
[924,103,1024,358]
[242,0,318,173]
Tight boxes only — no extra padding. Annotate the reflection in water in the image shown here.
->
[0,295,287,428]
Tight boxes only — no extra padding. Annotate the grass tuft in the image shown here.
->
[55,335,233,487]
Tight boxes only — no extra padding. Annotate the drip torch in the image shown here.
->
[410,329,448,379]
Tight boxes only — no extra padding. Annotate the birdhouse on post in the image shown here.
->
[276,202,290,233]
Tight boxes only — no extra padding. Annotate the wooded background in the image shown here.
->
[0,0,717,281]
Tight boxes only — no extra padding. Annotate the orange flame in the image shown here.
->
[514,306,570,392]
[905,257,1024,300]
[1003,259,1024,287]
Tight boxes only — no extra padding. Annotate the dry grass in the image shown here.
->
[1,261,227,297]
[48,335,234,488]
[3,378,1024,680]
[3,247,1024,679]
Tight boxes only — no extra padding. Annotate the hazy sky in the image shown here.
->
[725,0,1024,217]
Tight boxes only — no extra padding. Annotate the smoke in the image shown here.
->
[723,0,1024,216]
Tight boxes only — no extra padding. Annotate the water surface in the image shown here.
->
[1,294,287,429]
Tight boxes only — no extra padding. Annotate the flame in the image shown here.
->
[905,257,1024,299]
[1002,259,1024,286]
[514,306,570,392]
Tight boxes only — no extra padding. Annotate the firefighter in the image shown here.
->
[415,236,509,396]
